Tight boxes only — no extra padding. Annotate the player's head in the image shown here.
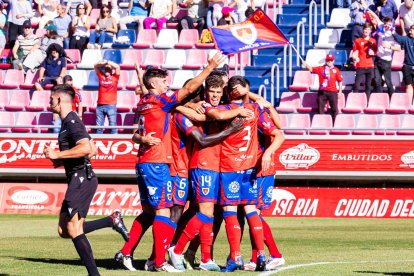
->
[63,75,73,86]
[50,84,76,114]
[204,75,224,107]
[227,76,250,101]
[210,69,228,89]
[143,68,169,93]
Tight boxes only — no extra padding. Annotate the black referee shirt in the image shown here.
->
[58,111,91,176]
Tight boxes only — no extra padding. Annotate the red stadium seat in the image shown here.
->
[154,29,179,49]
[80,91,96,112]
[117,70,130,90]
[276,92,301,113]
[0,111,14,132]
[397,115,414,135]
[120,50,144,70]
[297,92,318,113]
[330,114,355,135]
[386,93,411,114]
[163,49,186,69]
[38,112,53,133]
[132,29,157,49]
[182,49,207,69]
[12,111,37,133]
[284,114,310,135]
[0,69,24,89]
[229,52,249,69]
[20,70,39,89]
[364,93,389,113]
[89,9,100,28]
[391,50,404,70]
[0,49,12,69]
[26,90,50,111]
[309,114,333,135]
[375,114,400,135]
[342,93,367,113]
[141,49,165,68]
[352,114,377,135]
[175,29,199,49]
[82,112,97,133]
[120,113,136,134]
[278,113,288,128]
[289,71,313,91]
[5,90,30,111]
[0,90,9,110]
[65,49,81,69]
[117,91,137,112]
[126,72,140,91]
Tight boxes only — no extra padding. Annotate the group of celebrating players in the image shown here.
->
[44,51,285,275]
[114,51,286,272]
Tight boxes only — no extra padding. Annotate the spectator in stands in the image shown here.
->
[87,5,117,49]
[70,4,91,54]
[399,0,414,36]
[23,23,63,72]
[12,20,40,70]
[244,6,254,18]
[371,14,400,97]
[54,4,72,49]
[249,0,264,10]
[351,22,377,99]
[393,25,414,100]
[119,0,149,32]
[94,59,121,134]
[0,1,7,49]
[208,0,226,27]
[217,6,236,25]
[370,0,398,23]
[302,54,343,122]
[229,0,248,22]
[336,0,351,8]
[350,0,370,43]
[179,0,207,36]
[8,0,34,49]
[143,0,172,32]
[34,0,58,29]
[34,43,66,90]
[63,0,92,17]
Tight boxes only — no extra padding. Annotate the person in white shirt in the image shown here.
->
[143,0,172,32]
[399,0,414,36]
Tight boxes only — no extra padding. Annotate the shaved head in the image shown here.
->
[51,84,76,103]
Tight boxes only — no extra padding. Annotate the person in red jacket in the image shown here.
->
[350,22,378,99]
[302,54,343,122]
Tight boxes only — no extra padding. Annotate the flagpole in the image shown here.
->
[289,43,305,64]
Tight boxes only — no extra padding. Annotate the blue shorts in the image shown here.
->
[135,163,173,209]
[172,174,189,206]
[219,169,258,206]
[190,169,219,204]
[257,175,275,210]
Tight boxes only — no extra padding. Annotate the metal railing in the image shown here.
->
[296,19,305,67]
[309,0,318,46]
[258,84,267,101]
[283,44,293,88]
[270,63,280,105]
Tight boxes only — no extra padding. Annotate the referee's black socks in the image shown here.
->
[83,217,113,234]
[72,234,100,276]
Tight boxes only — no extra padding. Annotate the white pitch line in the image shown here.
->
[258,259,414,276]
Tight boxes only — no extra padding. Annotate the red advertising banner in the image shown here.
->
[1,183,413,218]
[0,135,413,177]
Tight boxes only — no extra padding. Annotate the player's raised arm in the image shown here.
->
[177,52,226,102]
[176,105,208,122]
[205,105,253,121]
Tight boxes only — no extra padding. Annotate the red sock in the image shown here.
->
[249,229,258,262]
[121,212,154,256]
[153,216,177,266]
[174,212,209,254]
[223,211,241,260]
[246,211,265,256]
[261,216,282,258]
[199,218,214,263]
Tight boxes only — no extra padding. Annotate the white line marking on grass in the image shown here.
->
[258,259,414,275]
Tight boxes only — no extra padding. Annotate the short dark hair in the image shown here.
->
[51,84,76,100]
[143,68,168,89]
[363,22,373,30]
[383,16,392,24]
[63,75,73,83]
[228,76,250,91]
[209,70,228,78]
[245,7,254,18]
[205,75,224,91]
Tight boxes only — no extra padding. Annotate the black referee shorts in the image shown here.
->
[60,168,98,219]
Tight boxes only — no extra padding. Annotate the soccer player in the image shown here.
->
[115,52,226,272]
[169,74,254,271]
[204,76,280,272]
[43,84,129,276]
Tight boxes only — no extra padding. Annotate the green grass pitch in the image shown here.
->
[1,214,413,275]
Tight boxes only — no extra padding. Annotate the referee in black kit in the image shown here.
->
[43,84,130,276]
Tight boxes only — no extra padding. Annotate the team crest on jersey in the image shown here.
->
[229,181,240,193]
[266,186,273,198]
[147,186,158,196]
[202,188,209,195]
[178,190,185,198]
